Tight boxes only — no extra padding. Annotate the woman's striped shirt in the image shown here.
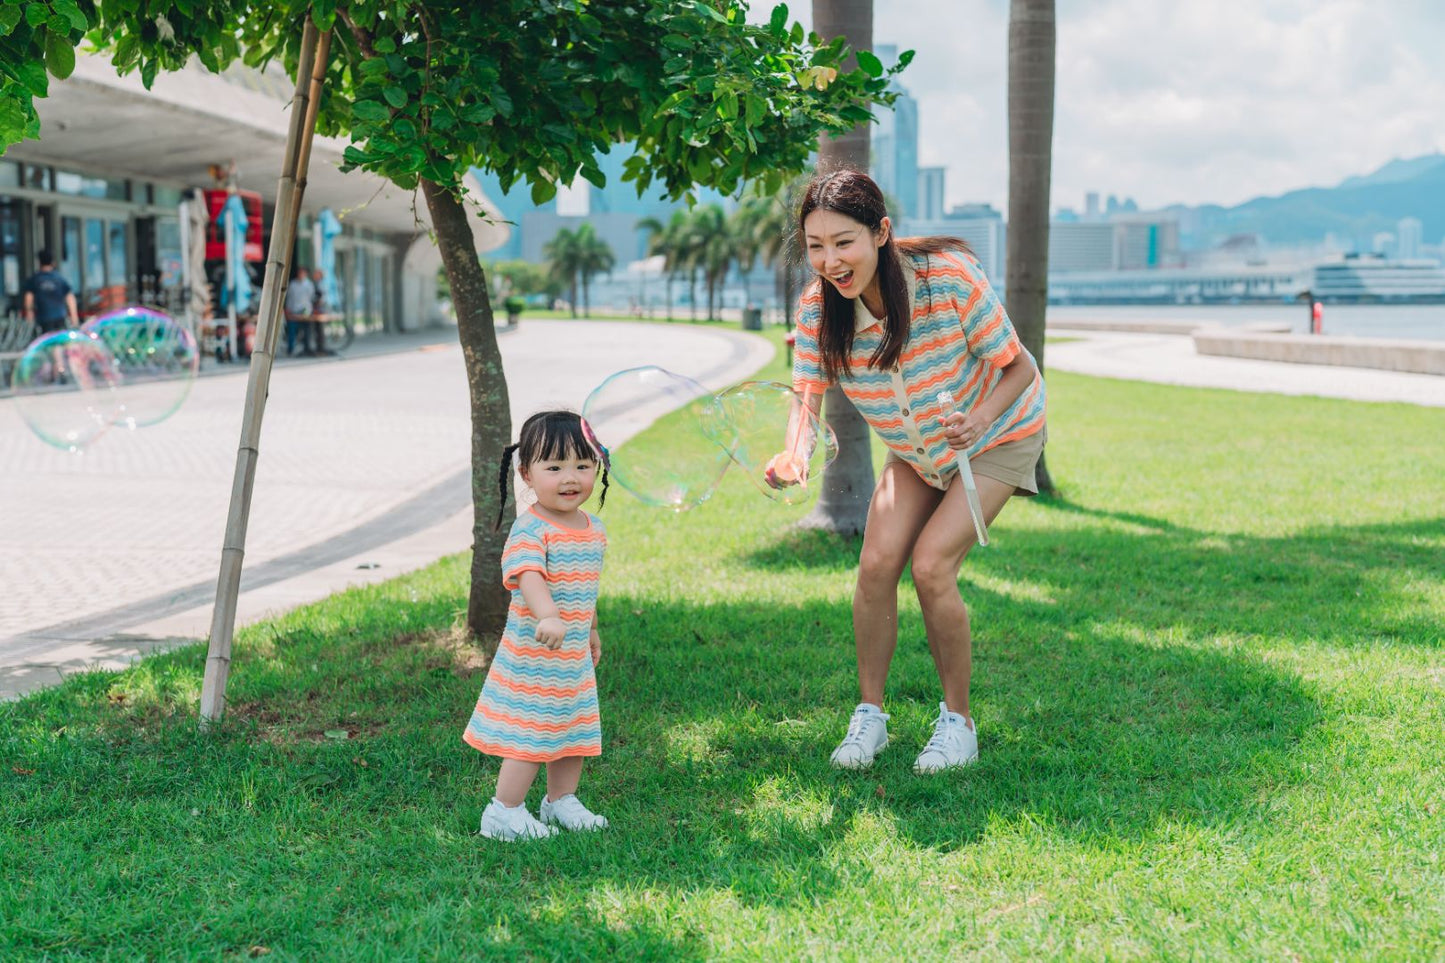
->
[792,248,1046,490]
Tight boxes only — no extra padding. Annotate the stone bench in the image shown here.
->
[1192,328,1445,376]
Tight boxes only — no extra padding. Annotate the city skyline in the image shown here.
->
[749,0,1445,214]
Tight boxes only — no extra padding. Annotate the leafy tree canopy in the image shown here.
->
[2,0,912,207]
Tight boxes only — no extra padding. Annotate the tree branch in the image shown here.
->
[335,8,376,58]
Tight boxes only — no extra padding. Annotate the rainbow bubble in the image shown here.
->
[83,306,199,429]
[10,330,123,452]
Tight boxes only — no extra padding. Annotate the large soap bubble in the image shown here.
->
[713,381,837,506]
[9,330,123,452]
[83,306,199,429]
[581,365,733,512]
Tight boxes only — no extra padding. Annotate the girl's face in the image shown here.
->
[804,209,890,301]
[522,450,598,515]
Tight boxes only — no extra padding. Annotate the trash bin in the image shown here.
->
[742,306,763,331]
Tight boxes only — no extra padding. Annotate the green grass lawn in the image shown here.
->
[3,334,1443,959]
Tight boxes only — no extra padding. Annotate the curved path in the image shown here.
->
[0,321,773,699]
[1047,328,1445,408]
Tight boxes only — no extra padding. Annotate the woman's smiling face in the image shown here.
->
[804,208,890,300]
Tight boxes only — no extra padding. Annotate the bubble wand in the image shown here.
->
[766,386,814,488]
[937,390,989,547]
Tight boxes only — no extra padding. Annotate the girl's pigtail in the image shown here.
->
[598,464,610,511]
[495,442,520,531]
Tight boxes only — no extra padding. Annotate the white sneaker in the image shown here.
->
[479,799,557,841]
[540,793,608,832]
[830,703,890,769]
[913,702,978,773]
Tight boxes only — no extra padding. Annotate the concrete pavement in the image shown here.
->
[0,320,773,699]
[1047,327,1445,407]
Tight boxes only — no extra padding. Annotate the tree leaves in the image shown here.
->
[44,30,75,80]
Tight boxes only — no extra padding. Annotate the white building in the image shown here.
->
[2,53,506,340]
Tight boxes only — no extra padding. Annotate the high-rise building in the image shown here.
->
[871,44,919,220]
[918,166,946,221]
[1084,192,1100,219]
[1397,217,1423,260]
[471,167,556,260]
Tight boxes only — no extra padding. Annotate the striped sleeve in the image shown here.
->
[946,252,1022,368]
[501,517,547,590]
[791,283,829,395]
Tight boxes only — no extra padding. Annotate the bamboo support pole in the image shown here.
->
[199,22,332,725]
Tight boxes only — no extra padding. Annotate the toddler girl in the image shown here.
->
[463,410,611,841]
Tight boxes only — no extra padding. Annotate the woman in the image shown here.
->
[783,169,1047,773]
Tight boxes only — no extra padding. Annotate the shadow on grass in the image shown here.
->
[9,506,1441,946]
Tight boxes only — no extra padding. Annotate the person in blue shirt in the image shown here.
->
[22,252,78,336]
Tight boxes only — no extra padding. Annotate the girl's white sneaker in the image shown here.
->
[913,702,978,773]
[479,799,557,841]
[540,793,608,831]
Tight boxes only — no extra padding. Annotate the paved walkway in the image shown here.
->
[1047,328,1445,407]
[0,320,773,699]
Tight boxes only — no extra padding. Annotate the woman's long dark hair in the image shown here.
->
[495,410,609,530]
[797,168,971,383]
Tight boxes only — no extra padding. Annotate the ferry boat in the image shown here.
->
[1311,255,1445,303]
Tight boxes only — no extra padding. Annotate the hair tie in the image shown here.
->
[580,417,610,467]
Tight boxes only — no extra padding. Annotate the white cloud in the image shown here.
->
[751,0,1445,211]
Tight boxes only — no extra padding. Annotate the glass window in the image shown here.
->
[0,162,19,189]
[1,199,21,315]
[108,220,128,291]
[55,169,129,201]
[84,218,105,311]
[60,217,81,291]
[156,217,182,289]
[23,165,50,191]
[153,185,184,207]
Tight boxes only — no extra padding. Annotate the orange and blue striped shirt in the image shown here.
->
[792,248,1046,490]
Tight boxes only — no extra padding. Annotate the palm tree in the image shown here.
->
[800,0,875,537]
[1006,0,1056,494]
[687,204,733,321]
[542,227,583,318]
[574,222,615,317]
[638,210,690,321]
[734,180,803,325]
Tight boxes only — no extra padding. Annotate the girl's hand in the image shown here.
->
[535,616,567,649]
[941,411,988,450]
[589,630,602,666]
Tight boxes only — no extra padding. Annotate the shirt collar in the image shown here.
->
[851,258,918,333]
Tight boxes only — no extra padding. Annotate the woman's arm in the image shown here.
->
[944,351,1038,449]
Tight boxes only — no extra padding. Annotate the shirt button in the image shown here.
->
[890,365,900,373]
[915,447,925,454]
[901,407,910,416]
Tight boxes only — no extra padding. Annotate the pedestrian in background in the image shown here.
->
[283,263,315,356]
[21,251,78,337]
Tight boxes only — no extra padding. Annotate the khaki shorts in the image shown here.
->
[886,426,1047,496]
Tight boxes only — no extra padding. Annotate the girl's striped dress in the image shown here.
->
[463,507,607,762]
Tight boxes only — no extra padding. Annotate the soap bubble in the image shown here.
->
[713,381,837,506]
[83,306,199,428]
[581,366,733,511]
[9,330,123,452]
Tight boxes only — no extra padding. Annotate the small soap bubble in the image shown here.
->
[10,330,123,452]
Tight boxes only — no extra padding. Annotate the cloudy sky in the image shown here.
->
[750,0,1445,213]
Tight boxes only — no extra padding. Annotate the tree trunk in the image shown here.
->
[1007,0,1057,495]
[569,276,578,318]
[800,0,874,536]
[421,178,512,650]
[582,271,590,318]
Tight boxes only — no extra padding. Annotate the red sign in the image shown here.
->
[203,188,264,262]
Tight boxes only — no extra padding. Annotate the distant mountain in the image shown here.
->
[1164,154,1444,252]
[1337,153,1445,189]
